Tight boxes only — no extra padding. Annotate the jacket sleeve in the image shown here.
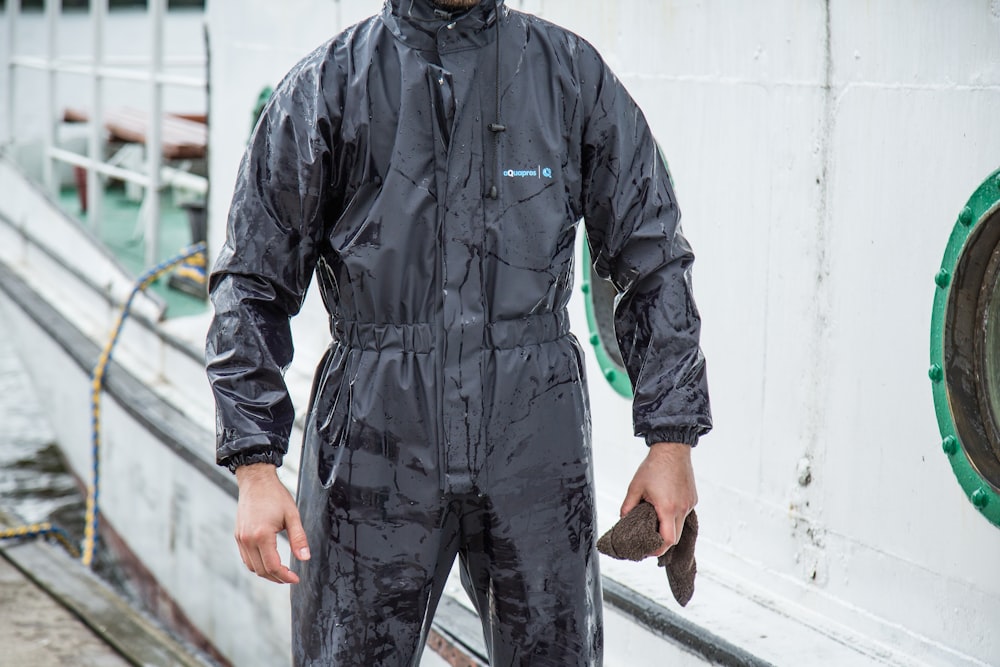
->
[205,46,340,472]
[580,51,712,447]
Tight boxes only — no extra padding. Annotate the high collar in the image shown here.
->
[382,0,505,53]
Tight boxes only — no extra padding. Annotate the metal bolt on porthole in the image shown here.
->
[928,364,943,382]
[959,206,974,226]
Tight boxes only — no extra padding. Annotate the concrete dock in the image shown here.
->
[0,552,130,667]
[0,532,210,667]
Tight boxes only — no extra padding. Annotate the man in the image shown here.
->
[206,0,711,664]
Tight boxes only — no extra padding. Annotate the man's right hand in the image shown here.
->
[234,463,311,584]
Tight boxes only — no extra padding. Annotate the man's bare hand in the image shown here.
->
[234,463,310,584]
[621,442,697,557]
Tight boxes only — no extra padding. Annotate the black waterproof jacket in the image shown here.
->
[206,0,712,481]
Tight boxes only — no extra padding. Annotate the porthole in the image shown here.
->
[931,168,1000,526]
[581,242,633,399]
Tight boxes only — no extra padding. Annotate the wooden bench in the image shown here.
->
[64,107,207,160]
[63,108,207,214]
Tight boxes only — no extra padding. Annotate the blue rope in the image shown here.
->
[0,522,81,558]
[82,242,207,567]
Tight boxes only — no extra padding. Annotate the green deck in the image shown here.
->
[58,186,208,319]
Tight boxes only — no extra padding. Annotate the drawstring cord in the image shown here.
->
[487,8,506,200]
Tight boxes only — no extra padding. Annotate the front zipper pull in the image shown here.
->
[489,185,498,200]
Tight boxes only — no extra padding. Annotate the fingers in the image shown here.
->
[620,483,643,518]
[236,528,279,583]
[652,510,682,556]
[649,506,691,557]
[286,509,311,563]
[235,525,301,584]
[251,547,284,584]
[256,535,300,585]
[235,529,298,584]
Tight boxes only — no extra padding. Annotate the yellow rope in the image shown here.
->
[0,523,81,559]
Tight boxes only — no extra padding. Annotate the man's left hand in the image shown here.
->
[621,441,697,557]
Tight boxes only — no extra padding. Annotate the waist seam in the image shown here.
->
[330,309,570,352]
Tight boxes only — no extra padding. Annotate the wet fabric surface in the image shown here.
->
[206,0,711,664]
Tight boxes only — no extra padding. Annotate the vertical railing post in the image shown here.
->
[145,0,165,268]
[4,0,20,148]
[88,0,107,234]
[44,0,61,194]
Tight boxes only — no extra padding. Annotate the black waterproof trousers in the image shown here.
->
[291,314,602,666]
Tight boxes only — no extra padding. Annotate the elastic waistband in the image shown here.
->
[331,320,435,352]
[486,309,570,349]
[331,309,569,352]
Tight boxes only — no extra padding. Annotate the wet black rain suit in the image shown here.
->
[206,1,711,664]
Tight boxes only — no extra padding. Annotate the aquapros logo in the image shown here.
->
[503,166,554,179]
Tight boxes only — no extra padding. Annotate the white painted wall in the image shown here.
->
[204,1,1000,664]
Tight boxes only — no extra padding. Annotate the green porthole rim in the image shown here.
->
[251,86,274,136]
[581,242,633,399]
[578,140,676,401]
[930,167,1000,527]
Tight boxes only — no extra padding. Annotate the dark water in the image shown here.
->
[0,320,86,542]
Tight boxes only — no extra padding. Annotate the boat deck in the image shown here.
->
[56,184,208,319]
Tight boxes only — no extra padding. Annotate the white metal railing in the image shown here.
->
[147,0,164,267]
[12,57,206,88]
[89,0,105,230]
[44,0,58,194]
[3,0,208,269]
[4,1,17,151]
[42,54,205,66]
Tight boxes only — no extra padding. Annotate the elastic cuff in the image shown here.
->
[221,449,284,474]
[643,428,701,447]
